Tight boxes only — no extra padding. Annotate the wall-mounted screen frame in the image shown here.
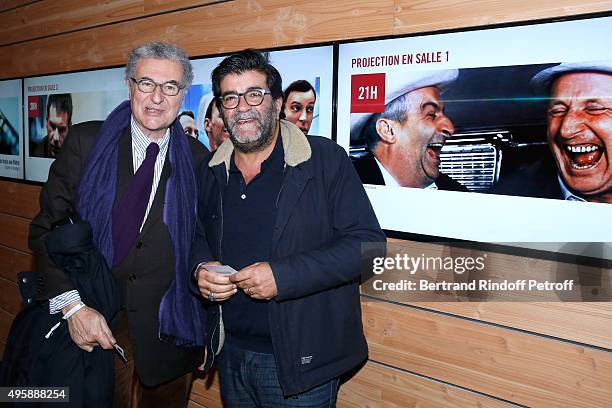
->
[23,68,126,182]
[0,79,23,179]
[336,15,612,245]
[184,45,335,150]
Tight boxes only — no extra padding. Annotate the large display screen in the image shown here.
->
[24,68,126,182]
[337,16,612,242]
[0,79,23,179]
[182,46,334,150]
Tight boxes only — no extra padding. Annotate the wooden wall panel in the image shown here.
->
[394,0,612,35]
[0,0,142,46]
[2,0,612,78]
[338,361,514,408]
[0,180,41,219]
[363,301,612,408]
[413,302,612,350]
[0,0,395,78]
[364,239,612,349]
[0,213,31,253]
[143,0,221,14]
[0,0,220,47]
[377,239,610,293]
[0,245,35,282]
[0,277,22,315]
[0,0,37,13]
[191,369,223,408]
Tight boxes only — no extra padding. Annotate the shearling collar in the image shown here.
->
[208,119,311,175]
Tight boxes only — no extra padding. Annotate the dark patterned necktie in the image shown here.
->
[112,142,159,267]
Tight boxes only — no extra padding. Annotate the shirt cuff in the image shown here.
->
[49,290,81,314]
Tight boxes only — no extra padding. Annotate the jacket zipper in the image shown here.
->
[275,163,287,208]
[212,171,225,364]
[218,189,223,261]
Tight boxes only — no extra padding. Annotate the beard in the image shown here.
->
[223,103,278,154]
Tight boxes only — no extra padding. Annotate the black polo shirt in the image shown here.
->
[221,134,285,353]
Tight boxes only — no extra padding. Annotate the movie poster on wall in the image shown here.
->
[182,46,334,150]
[0,79,23,179]
[337,16,612,243]
[24,68,126,182]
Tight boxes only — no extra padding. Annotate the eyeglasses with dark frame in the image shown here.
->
[220,88,272,109]
[130,77,185,96]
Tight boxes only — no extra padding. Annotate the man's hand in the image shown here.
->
[196,261,237,302]
[62,300,115,352]
[230,262,278,300]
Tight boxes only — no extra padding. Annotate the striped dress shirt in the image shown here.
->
[49,117,170,314]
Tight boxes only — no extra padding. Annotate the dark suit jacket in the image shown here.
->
[352,152,469,191]
[30,135,56,158]
[29,120,209,387]
[488,156,563,200]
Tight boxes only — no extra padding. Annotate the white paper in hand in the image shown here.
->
[205,265,238,276]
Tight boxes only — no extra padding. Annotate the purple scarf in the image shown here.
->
[76,100,205,347]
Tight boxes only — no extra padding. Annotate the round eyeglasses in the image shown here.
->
[220,88,272,109]
[130,77,185,96]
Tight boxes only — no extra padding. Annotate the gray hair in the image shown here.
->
[364,92,414,152]
[125,42,194,89]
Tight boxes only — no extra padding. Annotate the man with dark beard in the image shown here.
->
[190,50,385,406]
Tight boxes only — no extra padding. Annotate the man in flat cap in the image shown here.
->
[492,61,612,203]
[351,69,467,191]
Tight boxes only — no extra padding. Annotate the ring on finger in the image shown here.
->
[208,292,215,302]
[246,287,252,296]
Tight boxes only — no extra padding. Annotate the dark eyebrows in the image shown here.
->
[548,98,568,106]
[421,100,442,113]
[221,86,265,97]
[584,97,609,104]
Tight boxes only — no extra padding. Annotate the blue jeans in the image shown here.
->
[217,342,339,407]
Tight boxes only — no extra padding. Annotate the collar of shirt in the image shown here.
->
[229,131,285,175]
[130,116,170,171]
[374,156,437,189]
[557,173,586,202]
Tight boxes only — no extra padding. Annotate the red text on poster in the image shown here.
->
[350,73,385,113]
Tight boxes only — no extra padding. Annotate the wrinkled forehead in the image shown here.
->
[551,72,612,99]
[287,89,316,104]
[405,86,444,110]
[135,57,184,83]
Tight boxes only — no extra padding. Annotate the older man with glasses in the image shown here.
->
[29,42,209,406]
